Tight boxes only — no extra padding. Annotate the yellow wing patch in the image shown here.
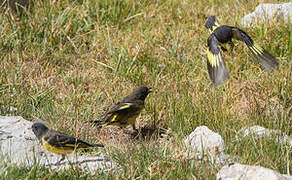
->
[65,144,77,147]
[102,114,118,127]
[101,103,133,127]
[41,137,74,154]
[41,137,90,154]
[118,103,132,110]
[250,43,264,55]
[110,114,118,123]
[207,49,221,67]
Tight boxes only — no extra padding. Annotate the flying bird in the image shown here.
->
[205,16,279,86]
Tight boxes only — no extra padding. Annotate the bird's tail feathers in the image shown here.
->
[91,143,104,148]
[248,43,279,70]
[90,120,104,128]
[205,16,220,33]
[90,113,118,128]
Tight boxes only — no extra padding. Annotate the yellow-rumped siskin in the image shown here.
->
[32,122,104,163]
[205,16,279,86]
[91,86,152,130]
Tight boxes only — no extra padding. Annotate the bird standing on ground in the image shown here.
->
[205,16,279,86]
[91,86,152,131]
[32,122,104,163]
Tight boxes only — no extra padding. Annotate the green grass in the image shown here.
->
[0,161,114,179]
[0,0,291,179]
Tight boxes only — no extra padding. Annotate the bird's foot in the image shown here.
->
[55,155,65,165]
[229,41,234,51]
[221,46,227,52]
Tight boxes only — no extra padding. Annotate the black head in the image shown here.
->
[123,86,152,102]
[205,16,216,30]
[32,122,49,140]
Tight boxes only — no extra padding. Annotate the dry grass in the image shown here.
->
[0,0,291,178]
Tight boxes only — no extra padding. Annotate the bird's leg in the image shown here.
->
[220,46,228,52]
[132,124,142,139]
[132,124,137,132]
[229,41,235,57]
[56,154,65,165]
[229,41,234,51]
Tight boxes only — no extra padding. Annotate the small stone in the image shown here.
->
[237,126,292,148]
[9,107,17,112]
[217,163,292,180]
[237,126,271,138]
[184,126,225,159]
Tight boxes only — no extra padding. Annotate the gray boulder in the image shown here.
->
[241,3,292,27]
[0,116,115,173]
[184,126,226,163]
[217,163,292,180]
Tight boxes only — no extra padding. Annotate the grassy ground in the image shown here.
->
[0,0,291,179]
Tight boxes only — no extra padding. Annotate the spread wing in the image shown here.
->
[206,34,230,86]
[231,27,279,70]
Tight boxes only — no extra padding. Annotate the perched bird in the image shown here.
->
[91,86,152,130]
[205,16,279,86]
[32,122,104,163]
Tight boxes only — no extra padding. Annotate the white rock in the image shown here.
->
[279,134,292,147]
[0,116,115,173]
[217,163,292,180]
[237,126,292,147]
[184,126,225,159]
[237,125,272,138]
[288,137,292,147]
[241,3,292,27]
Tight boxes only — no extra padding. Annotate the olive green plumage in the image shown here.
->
[205,16,279,86]
[91,86,152,130]
[32,122,104,163]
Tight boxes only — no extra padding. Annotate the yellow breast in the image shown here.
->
[41,137,74,155]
